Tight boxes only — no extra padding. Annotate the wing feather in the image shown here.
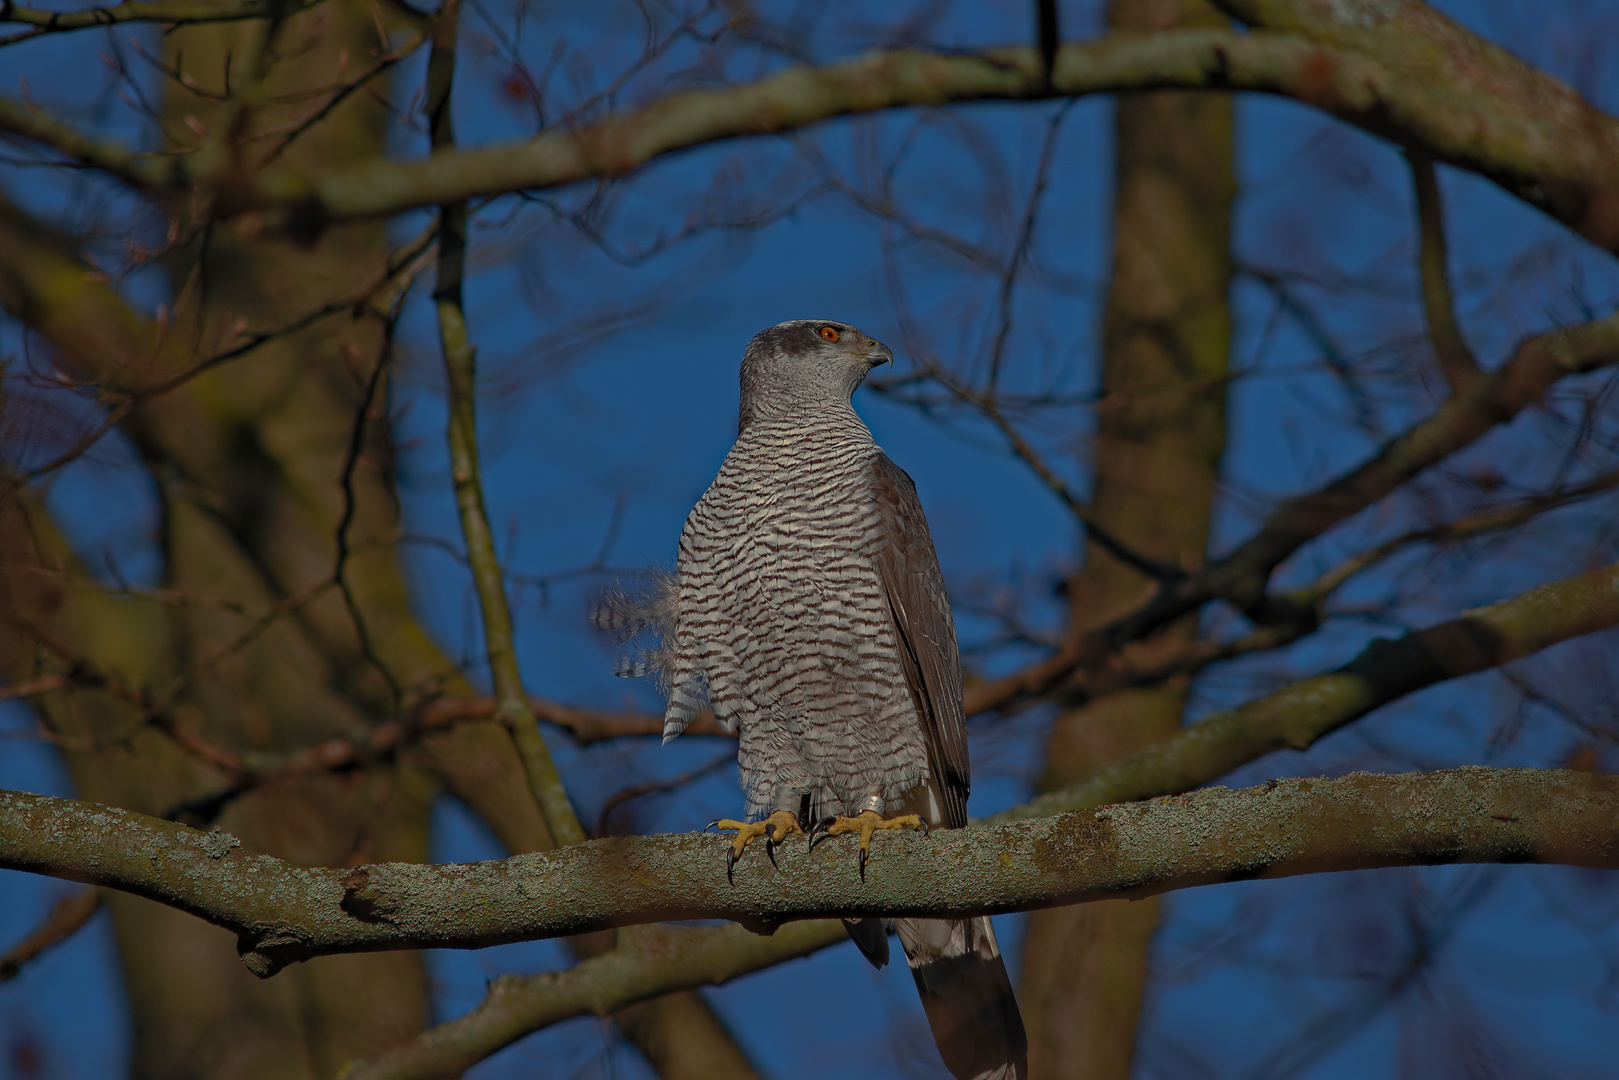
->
[870,452,970,829]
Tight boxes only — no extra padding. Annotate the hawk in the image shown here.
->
[596,320,1028,1080]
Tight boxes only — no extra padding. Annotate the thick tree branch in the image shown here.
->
[162,26,1610,251]
[1,768,1613,977]
[0,0,327,34]
[1213,0,1619,245]
[8,28,1597,247]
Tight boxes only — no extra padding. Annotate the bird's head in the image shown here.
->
[737,319,893,429]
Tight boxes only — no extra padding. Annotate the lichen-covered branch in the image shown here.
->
[7,558,1613,1074]
[7,561,1619,959]
[4,10,1616,249]
[0,25,1574,252]
[349,765,1619,1080]
[0,768,1613,979]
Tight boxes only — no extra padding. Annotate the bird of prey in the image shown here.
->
[595,319,1028,1080]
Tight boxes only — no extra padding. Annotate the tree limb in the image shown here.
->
[1017,560,1619,821]
[352,920,849,1080]
[6,28,1593,247]
[8,22,1618,248]
[165,26,1613,250]
[6,559,1611,1073]
[1211,0,1619,246]
[0,768,1613,979]
[343,556,1619,1073]
[1096,312,1619,654]
[0,0,329,34]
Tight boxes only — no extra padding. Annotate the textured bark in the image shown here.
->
[4,767,1617,965]
[1020,1,1234,1075]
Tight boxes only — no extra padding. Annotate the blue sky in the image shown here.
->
[4,1,1619,1077]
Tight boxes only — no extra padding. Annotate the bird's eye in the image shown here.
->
[818,326,840,342]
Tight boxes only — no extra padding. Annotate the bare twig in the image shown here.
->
[911,359,1183,581]
[1099,312,1619,656]
[333,316,406,715]
[1013,560,1619,822]
[988,100,1071,388]
[596,752,735,837]
[0,887,102,981]
[1298,469,1619,603]
[1407,150,1481,393]
[428,0,583,848]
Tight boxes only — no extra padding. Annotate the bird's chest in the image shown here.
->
[686,438,883,614]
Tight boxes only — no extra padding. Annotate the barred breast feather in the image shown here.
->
[660,403,931,821]
[596,317,1027,1080]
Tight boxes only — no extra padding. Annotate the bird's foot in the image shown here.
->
[810,810,928,879]
[705,810,804,881]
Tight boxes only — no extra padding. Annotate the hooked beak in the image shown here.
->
[864,342,894,369]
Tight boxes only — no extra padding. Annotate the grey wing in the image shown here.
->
[870,452,970,829]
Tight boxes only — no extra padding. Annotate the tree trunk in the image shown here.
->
[1018,1,1235,1075]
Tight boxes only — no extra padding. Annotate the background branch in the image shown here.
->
[206,27,1619,251]
[1021,560,1619,821]
[429,0,584,849]
[1407,150,1480,393]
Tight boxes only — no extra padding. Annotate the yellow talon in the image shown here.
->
[707,809,804,880]
[818,810,927,878]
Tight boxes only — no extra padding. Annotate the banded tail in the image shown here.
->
[845,915,1027,1080]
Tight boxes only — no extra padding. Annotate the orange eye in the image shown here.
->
[818,326,840,342]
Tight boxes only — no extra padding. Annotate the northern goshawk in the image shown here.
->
[596,319,1028,1080]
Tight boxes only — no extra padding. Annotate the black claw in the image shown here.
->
[858,846,868,881]
[919,820,931,838]
[704,820,720,833]
[726,847,738,884]
[765,836,779,868]
[807,816,836,853]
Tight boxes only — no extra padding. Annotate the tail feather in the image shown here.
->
[842,916,891,969]
[896,916,1027,1080]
